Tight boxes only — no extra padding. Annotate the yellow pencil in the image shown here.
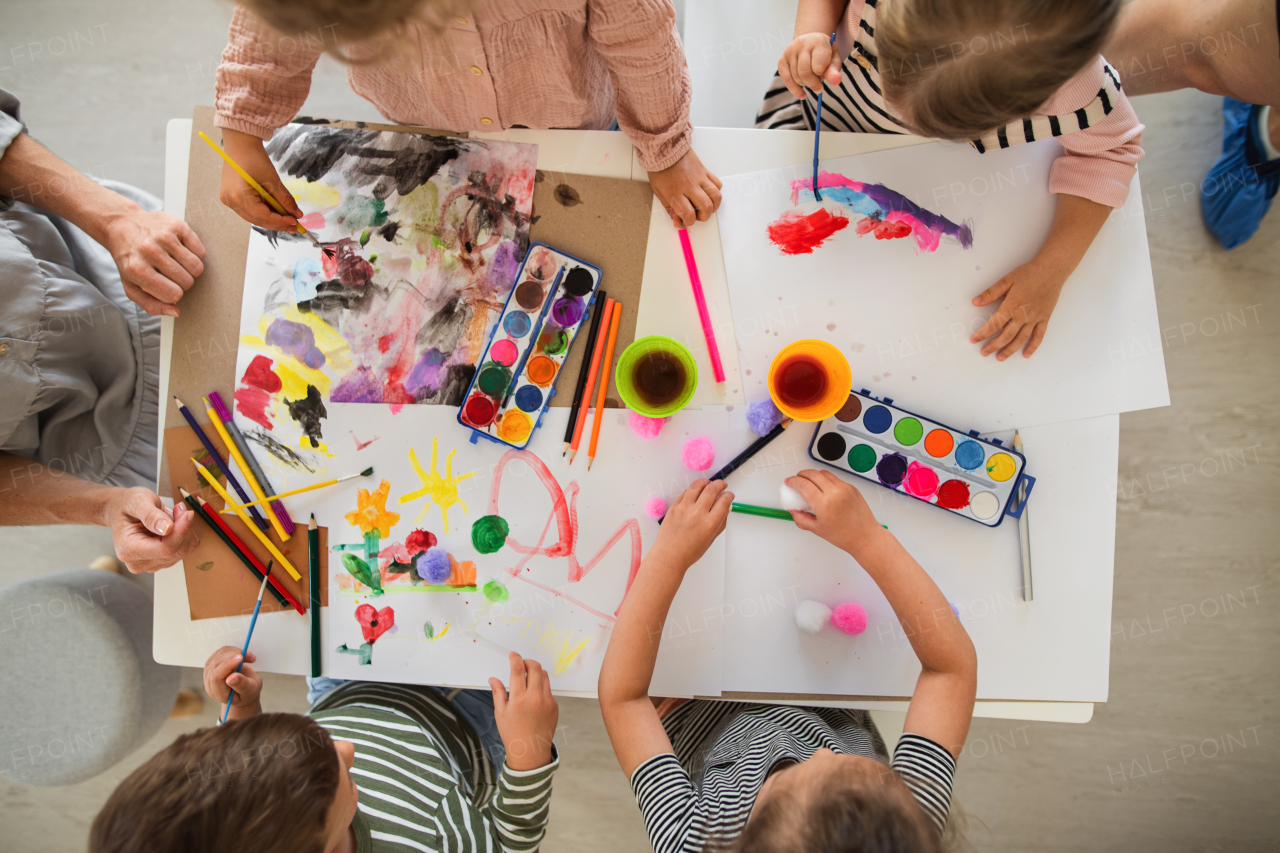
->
[193,458,302,581]
[197,131,323,249]
[203,397,290,541]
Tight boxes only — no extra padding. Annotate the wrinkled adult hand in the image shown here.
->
[203,645,263,717]
[103,488,199,573]
[649,479,732,571]
[648,148,723,227]
[490,651,559,771]
[785,470,881,556]
[102,209,206,318]
[216,127,304,233]
[970,257,1067,360]
[777,32,843,100]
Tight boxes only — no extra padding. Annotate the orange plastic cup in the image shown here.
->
[767,339,852,422]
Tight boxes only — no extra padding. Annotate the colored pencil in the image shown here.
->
[221,567,271,725]
[309,514,321,678]
[569,298,614,464]
[658,419,793,525]
[197,131,324,250]
[193,458,303,581]
[208,390,295,535]
[586,300,622,471]
[203,396,290,542]
[562,289,607,456]
[811,31,838,203]
[181,488,303,613]
[219,467,375,509]
[677,228,725,383]
[174,396,269,532]
[730,502,794,521]
[1014,431,1033,602]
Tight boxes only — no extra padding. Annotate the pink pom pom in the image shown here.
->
[682,437,715,471]
[630,411,665,439]
[645,497,668,519]
[831,603,868,636]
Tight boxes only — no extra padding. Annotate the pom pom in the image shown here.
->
[630,411,665,439]
[682,437,715,471]
[950,602,961,618]
[794,600,832,634]
[831,602,868,636]
[645,497,668,519]
[747,399,784,437]
[779,484,812,513]
[417,549,453,584]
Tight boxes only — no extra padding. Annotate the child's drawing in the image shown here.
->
[398,437,475,531]
[336,603,395,665]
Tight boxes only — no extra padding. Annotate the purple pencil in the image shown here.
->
[173,395,269,532]
[208,391,296,535]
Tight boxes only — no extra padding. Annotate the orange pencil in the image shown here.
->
[569,299,614,464]
[586,301,623,471]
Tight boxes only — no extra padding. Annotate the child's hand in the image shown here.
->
[203,645,263,715]
[969,257,1067,360]
[217,128,305,232]
[647,148,723,227]
[490,652,559,771]
[649,479,733,571]
[785,470,882,556]
[777,32,843,100]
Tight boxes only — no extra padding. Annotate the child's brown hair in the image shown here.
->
[236,0,463,62]
[877,0,1123,140]
[89,713,340,853]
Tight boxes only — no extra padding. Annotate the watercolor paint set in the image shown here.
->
[807,389,1035,527]
[458,242,602,449]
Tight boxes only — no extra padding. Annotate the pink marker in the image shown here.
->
[678,227,725,383]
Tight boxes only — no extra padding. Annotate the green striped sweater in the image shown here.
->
[310,683,557,853]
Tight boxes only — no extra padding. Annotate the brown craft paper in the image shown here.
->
[164,424,328,621]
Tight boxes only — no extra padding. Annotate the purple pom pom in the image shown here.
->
[747,399,784,437]
[417,549,454,584]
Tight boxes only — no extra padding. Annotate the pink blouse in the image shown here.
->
[214,0,694,172]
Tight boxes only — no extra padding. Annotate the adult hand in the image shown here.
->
[778,32,843,100]
[785,470,882,556]
[103,488,199,573]
[490,651,559,771]
[969,257,1067,360]
[648,148,723,227]
[217,127,304,232]
[102,208,207,318]
[649,479,732,571]
[203,645,263,717]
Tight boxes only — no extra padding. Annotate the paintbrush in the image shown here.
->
[174,395,270,533]
[197,131,329,253]
[563,288,607,456]
[811,31,838,203]
[221,565,271,725]
[208,391,295,535]
[221,467,375,509]
[193,458,302,581]
[658,419,793,525]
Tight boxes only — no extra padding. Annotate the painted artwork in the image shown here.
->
[232,124,538,469]
[768,171,974,255]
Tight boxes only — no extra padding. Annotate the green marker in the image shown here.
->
[730,502,793,521]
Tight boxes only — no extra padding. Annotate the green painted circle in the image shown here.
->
[471,515,510,554]
[894,416,924,446]
[476,364,511,397]
[848,444,877,472]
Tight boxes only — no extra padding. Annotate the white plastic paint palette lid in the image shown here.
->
[808,390,1026,527]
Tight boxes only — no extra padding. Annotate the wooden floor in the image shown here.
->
[1,1,1276,850]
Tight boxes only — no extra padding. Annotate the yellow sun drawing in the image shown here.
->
[398,437,476,532]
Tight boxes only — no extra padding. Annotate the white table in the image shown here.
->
[156,118,1098,723]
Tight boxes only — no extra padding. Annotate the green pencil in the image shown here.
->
[730,502,794,521]
[308,514,321,678]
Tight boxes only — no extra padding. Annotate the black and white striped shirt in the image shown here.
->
[630,701,956,853]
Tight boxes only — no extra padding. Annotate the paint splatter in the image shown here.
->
[423,621,435,639]
[246,427,317,472]
[483,579,509,603]
[286,385,328,448]
[266,319,326,369]
[471,515,510,554]
[235,355,282,429]
[554,184,582,207]
[350,430,380,451]
[766,207,850,255]
[196,561,214,572]
[398,438,476,531]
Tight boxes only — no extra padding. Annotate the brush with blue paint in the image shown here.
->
[811,31,838,202]
[220,564,271,725]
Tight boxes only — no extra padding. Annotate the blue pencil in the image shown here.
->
[221,566,271,724]
[173,395,269,532]
[811,31,838,203]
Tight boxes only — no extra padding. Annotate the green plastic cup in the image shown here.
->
[615,336,698,417]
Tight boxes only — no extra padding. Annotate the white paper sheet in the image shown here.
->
[720,414,1119,702]
[716,140,1169,432]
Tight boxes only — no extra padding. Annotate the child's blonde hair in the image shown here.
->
[876,0,1123,140]
[237,0,463,62]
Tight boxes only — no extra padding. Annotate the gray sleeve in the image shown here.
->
[0,88,27,161]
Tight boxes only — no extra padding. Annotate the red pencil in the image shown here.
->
[183,488,307,615]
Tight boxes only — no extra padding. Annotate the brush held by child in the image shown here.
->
[598,473,977,852]
[214,0,721,231]
[762,0,1142,362]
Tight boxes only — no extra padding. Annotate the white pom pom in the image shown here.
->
[794,600,832,634]
[779,484,813,513]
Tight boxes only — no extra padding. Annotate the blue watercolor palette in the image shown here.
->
[807,389,1034,527]
[458,242,601,450]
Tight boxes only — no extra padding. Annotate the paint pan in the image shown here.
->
[614,336,698,417]
[808,388,1035,528]
[457,241,602,450]
[766,339,852,422]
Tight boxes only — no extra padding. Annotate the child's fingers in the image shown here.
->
[971,277,1012,309]
[681,479,712,508]
[694,479,728,511]
[778,56,805,100]
[686,186,716,222]
[525,659,547,693]
[970,306,1013,344]
[790,470,831,497]
[699,179,723,213]
[508,651,529,695]
[1023,323,1048,357]
[980,319,1022,357]
[668,192,697,227]
[809,41,832,84]
[998,324,1035,361]
[489,677,509,715]
[825,52,844,86]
